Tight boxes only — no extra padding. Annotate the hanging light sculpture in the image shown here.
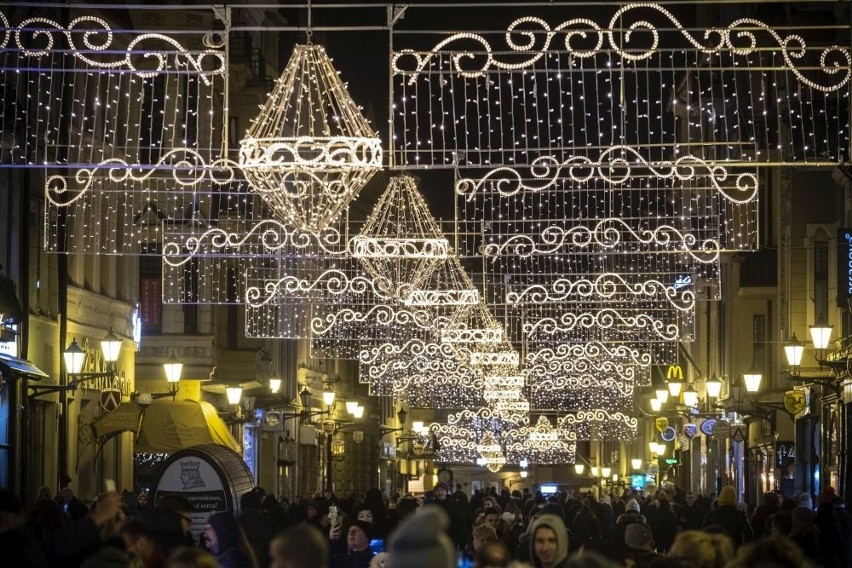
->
[240,44,382,232]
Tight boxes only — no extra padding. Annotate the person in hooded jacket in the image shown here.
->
[529,513,570,568]
[203,512,257,568]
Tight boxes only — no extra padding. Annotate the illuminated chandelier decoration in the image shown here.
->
[440,300,504,345]
[476,431,507,473]
[239,43,382,233]
[403,253,480,308]
[482,375,529,417]
[505,416,577,465]
[352,175,449,300]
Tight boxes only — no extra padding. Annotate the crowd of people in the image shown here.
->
[1,480,851,568]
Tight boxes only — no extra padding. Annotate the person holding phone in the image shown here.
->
[330,520,374,568]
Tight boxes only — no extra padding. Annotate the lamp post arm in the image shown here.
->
[27,372,117,399]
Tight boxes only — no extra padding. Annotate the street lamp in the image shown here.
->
[323,389,336,406]
[655,387,669,404]
[705,375,723,399]
[743,366,763,394]
[809,314,833,359]
[667,378,683,398]
[268,378,282,394]
[650,397,662,412]
[225,386,243,406]
[31,330,130,398]
[682,384,699,408]
[138,351,184,401]
[574,463,585,475]
[631,458,643,470]
[784,334,805,376]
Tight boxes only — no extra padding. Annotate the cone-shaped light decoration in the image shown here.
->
[240,44,382,232]
[352,176,449,300]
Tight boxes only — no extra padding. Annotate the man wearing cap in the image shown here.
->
[331,520,375,568]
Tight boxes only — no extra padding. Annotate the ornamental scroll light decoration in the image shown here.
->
[240,44,382,233]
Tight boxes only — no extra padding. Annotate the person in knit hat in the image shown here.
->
[331,520,375,568]
[204,511,257,568]
[387,505,455,568]
[614,498,646,546]
[701,486,753,548]
[528,513,570,568]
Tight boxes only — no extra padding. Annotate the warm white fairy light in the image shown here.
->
[526,351,647,386]
[240,43,382,233]
[505,416,577,465]
[484,375,525,390]
[163,220,346,268]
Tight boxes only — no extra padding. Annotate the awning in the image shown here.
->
[0,353,49,379]
[135,399,241,454]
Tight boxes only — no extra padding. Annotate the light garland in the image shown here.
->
[506,273,695,312]
[527,341,653,368]
[483,219,720,263]
[523,309,681,342]
[5,13,225,83]
[559,410,639,440]
[455,149,759,205]
[392,5,850,92]
[240,44,382,232]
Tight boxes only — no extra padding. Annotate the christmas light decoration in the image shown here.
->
[523,309,680,342]
[505,416,577,465]
[456,149,758,205]
[393,6,850,91]
[483,219,720,263]
[560,410,639,440]
[240,43,382,232]
[506,273,695,312]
